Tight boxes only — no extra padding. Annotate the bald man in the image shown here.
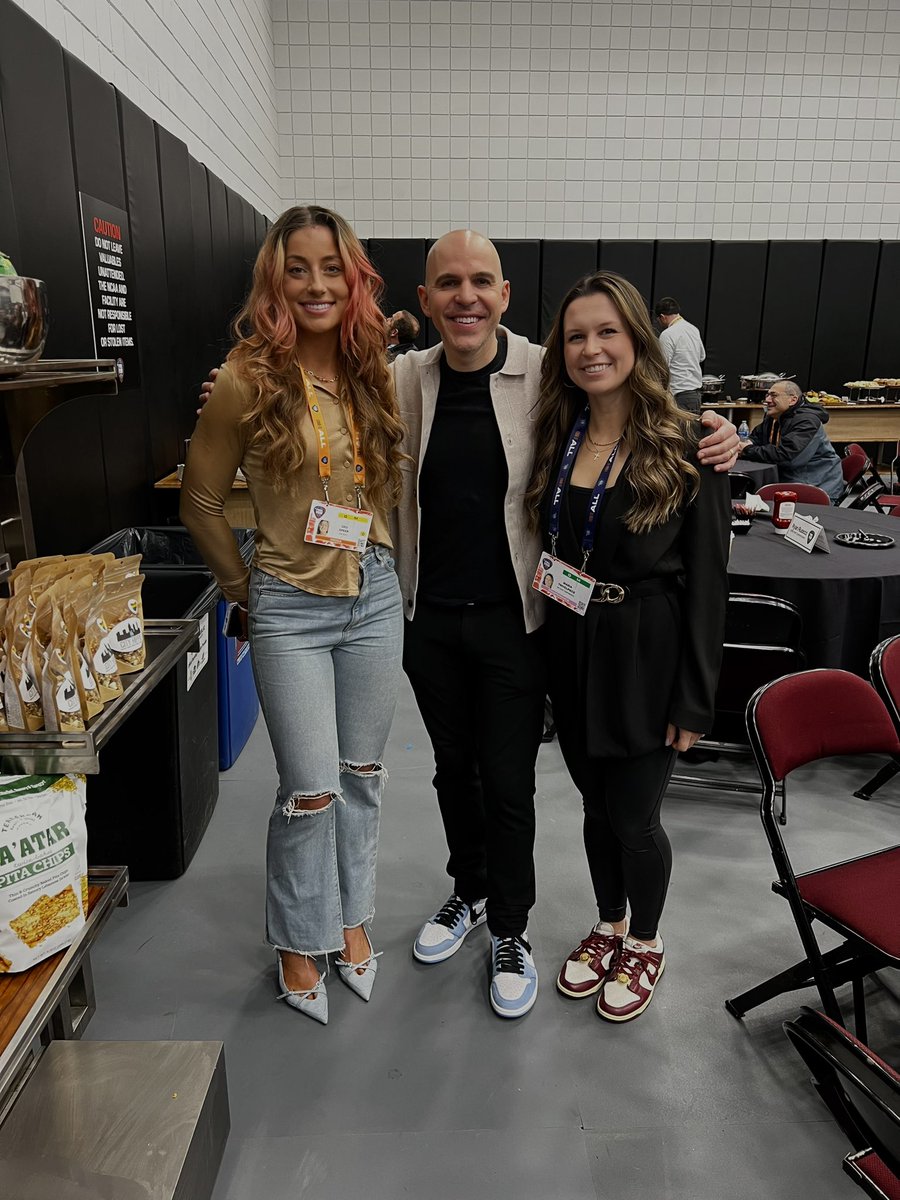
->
[394,231,738,1019]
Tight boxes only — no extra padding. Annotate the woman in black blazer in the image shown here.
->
[525,271,730,1022]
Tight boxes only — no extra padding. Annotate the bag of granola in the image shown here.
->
[8,556,63,593]
[64,599,103,721]
[103,574,145,674]
[0,774,89,972]
[84,587,123,703]
[41,603,85,733]
[5,595,43,731]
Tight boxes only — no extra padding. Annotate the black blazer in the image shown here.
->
[542,448,731,758]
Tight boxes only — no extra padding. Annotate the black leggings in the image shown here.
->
[557,727,675,942]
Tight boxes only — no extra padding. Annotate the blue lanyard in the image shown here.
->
[548,404,620,569]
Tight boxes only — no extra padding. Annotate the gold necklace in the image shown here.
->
[302,365,339,385]
[586,430,623,460]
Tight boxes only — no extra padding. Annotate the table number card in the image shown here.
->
[785,513,831,554]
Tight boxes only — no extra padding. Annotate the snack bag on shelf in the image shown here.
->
[5,594,43,731]
[84,588,123,703]
[8,557,63,592]
[0,773,89,972]
[41,603,85,733]
[103,574,145,675]
[64,599,103,721]
[101,554,142,586]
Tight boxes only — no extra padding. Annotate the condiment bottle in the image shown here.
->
[772,490,797,530]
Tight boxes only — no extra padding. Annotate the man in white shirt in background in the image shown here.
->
[654,296,705,414]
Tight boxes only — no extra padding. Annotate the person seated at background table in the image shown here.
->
[737,380,844,503]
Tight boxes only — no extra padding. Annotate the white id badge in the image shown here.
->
[531,553,595,617]
[304,500,373,552]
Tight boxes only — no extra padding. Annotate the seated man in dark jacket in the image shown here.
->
[738,380,844,502]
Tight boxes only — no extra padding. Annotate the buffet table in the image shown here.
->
[728,504,900,675]
[705,402,900,444]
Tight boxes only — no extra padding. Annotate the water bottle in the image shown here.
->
[737,419,750,439]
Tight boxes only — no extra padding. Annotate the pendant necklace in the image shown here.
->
[586,431,622,461]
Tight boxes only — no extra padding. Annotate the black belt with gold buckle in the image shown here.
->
[588,577,681,605]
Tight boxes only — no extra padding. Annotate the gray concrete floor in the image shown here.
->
[86,677,900,1200]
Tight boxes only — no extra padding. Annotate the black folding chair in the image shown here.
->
[670,594,803,823]
[855,635,900,802]
[784,1007,900,1199]
[726,668,900,1039]
[729,472,755,501]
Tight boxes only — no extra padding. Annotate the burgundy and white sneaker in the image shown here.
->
[596,935,665,1022]
[556,922,623,998]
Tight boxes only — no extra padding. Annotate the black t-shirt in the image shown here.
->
[417,338,519,605]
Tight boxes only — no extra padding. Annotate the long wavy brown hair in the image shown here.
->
[227,205,405,509]
[525,271,699,535]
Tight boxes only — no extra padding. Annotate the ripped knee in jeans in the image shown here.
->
[281,791,341,819]
[340,760,388,779]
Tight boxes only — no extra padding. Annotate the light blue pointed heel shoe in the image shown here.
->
[336,931,382,1002]
[276,953,328,1024]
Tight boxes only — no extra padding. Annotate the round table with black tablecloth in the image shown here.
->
[729,460,779,490]
[727,504,900,675]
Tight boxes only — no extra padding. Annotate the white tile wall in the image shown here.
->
[275,0,900,239]
[12,0,281,216]
[16,0,900,239]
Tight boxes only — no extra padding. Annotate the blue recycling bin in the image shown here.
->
[89,526,259,769]
[214,597,259,768]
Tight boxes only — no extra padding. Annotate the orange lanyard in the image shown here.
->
[300,368,365,504]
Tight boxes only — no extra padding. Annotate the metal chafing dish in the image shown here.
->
[701,374,726,395]
[0,276,49,369]
[739,371,794,392]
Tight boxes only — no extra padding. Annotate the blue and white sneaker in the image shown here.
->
[413,892,487,963]
[490,932,538,1018]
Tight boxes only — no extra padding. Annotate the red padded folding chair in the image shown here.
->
[855,636,900,802]
[756,482,831,506]
[725,669,900,1040]
[784,1007,900,1200]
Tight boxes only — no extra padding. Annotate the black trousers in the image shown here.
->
[403,600,547,937]
[555,714,675,943]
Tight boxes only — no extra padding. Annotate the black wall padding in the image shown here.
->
[366,238,427,346]
[225,185,251,309]
[188,157,216,388]
[704,242,768,390]
[207,171,235,359]
[652,240,712,338]
[65,53,147,533]
[539,240,599,340]
[810,241,880,390]
[758,242,824,385]
[493,240,541,342]
[0,1,93,358]
[0,86,21,266]
[21,397,109,555]
[866,241,900,378]
[117,93,178,483]
[241,197,258,291]
[65,52,125,208]
[597,242,655,311]
[156,126,195,452]
[254,209,267,249]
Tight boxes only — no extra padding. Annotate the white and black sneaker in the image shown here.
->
[413,892,487,963]
[490,932,538,1018]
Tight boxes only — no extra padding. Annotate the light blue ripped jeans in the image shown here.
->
[249,544,403,956]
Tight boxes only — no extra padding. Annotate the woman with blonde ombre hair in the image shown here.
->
[181,206,406,1025]
[525,270,730,1023]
